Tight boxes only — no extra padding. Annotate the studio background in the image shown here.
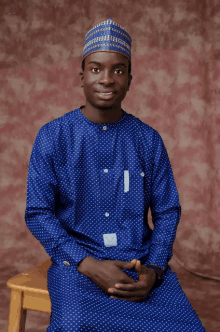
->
[1,0,220,331]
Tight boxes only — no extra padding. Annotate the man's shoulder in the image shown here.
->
[127,112,159,139]
[44,108,78,129]
[35,108,79,145]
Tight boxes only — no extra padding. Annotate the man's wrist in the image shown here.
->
[77,256,96,276]
[145,263,163,280]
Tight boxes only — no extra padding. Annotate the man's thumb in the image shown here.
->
[125,259,137,269]
[116,259,137,269]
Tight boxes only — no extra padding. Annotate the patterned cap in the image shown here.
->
[82,18,131,61]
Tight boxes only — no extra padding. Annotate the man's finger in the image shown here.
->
[112,280,146,291]
[116,259,136,269]
[135,260,141,269]
[109,287,145,298]
[127,259,137,268]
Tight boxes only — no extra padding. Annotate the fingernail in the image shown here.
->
[115,284,119,288]
[108,289,114,293]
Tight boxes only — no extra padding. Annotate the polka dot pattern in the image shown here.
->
[25,107,205,331]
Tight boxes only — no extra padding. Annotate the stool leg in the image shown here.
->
[20,308,27,332]
[7,289,26,332]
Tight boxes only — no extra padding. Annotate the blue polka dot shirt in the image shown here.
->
[25,107,181,272]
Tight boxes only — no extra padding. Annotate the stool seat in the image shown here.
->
[7,259,52,332]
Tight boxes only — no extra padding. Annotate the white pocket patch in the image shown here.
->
[103,233,117,247]
[124,170,129,193]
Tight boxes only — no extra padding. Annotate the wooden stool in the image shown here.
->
[6,259,52,332]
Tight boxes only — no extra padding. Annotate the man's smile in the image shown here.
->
[96,91,115,99]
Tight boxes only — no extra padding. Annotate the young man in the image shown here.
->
[25,18,205,331]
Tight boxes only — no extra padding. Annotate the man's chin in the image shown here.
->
[93,100,119,111]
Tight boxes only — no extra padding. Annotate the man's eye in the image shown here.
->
[91,68,100,73]
[114,69,123,74]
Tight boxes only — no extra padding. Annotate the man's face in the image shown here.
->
[80,52,132,110]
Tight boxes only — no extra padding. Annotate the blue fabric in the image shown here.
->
[82,18,131,60]
[25,107,205,331]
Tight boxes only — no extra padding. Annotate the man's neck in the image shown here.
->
[81,105,123,124]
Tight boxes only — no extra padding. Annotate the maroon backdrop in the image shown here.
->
[1,1,220,331]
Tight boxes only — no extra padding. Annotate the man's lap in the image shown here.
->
[46,262,205,332]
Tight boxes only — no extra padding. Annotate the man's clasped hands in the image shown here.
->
[77,256,157,302]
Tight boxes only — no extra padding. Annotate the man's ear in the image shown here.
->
[79,72,84,87]
[127,74,132,91]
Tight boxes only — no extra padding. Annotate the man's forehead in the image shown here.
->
[85,51,129,66]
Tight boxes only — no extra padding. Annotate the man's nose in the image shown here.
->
[99,70,114,85]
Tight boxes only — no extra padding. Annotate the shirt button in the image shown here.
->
[104,169,108,173]
[63,261,70,267]
[141,172,145,177]
[103,126,107,130]
[105,212,109,217]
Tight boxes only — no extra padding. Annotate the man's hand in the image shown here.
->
[77,257,157,302]
[77,256,139,295]
[108,260,157,302]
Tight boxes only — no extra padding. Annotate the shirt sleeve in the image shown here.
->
[25,124,90,270]
[145,130,181,270]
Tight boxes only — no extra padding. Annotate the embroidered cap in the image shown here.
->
[82,18,131,61]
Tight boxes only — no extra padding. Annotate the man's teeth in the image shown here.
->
[101,92,113,95]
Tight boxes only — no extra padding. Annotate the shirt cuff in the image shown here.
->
[53,240,90,270]
[145,244,169,270]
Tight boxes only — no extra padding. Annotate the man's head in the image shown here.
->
[80,18,132,110]
[80,51,132,110]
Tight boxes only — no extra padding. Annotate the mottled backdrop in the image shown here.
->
[1,0,220,330]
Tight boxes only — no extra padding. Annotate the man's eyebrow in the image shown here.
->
[112,63,126,67]
[87,61,101,65]
[87,61,127,67]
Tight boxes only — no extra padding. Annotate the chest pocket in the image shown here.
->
[123,168,145,215]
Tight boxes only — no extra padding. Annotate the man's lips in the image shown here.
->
[96,91,115,100]
[96,91,114,94]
